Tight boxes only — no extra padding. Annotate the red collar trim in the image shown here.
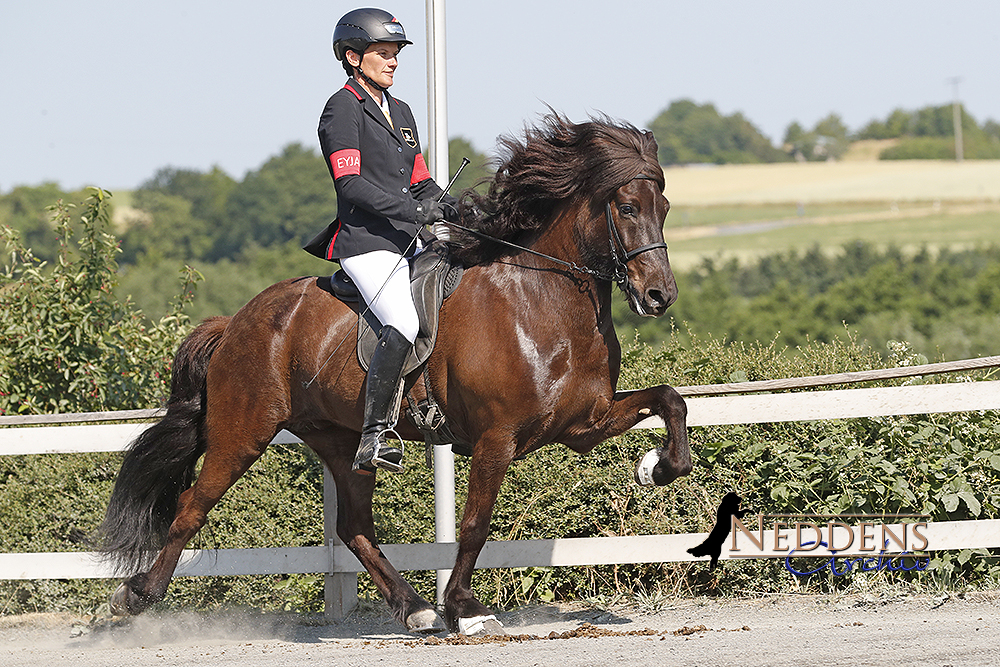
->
[343,82,363,101]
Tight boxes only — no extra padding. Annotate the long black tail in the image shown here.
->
[95,316,231,575]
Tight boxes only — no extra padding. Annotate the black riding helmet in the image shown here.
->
[333,8,412,62]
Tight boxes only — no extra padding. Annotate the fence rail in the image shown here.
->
[2,357,999,619]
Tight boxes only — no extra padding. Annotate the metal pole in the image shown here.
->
[425,0,456,607]
[426,0,451,242]
[948,77,964,162]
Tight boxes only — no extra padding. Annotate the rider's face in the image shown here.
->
[352,42,399,90]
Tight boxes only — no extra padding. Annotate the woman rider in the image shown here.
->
[305,8,457,475]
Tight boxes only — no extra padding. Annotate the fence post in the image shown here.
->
[323,466,358,620]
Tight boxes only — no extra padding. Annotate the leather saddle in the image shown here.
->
[326,240,463,375]
[321,240,470,454]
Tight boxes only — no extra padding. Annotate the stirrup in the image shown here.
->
[353,428,404,475]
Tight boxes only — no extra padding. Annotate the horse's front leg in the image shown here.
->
[627,385,691,486]
[577,384,691,487]
[443,434,514,635]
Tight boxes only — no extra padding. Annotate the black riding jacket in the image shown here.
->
[304,77,448,261]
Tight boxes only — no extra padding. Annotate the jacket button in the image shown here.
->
[402,187,408,193]
[397,147,403,152]
[399,168,405,174]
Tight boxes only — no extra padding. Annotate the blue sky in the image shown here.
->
[2,0,998,191]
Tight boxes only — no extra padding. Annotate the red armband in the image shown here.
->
[410,153,431,185]
[330,149,361,179]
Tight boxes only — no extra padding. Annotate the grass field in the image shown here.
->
[663,159,1000,205]
[661,159,1000,270]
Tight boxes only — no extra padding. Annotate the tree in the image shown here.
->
[137,166,236,229]
[783,121,813,161]
[0,183,77,262]
[857,108,914,140]
[984,119,1000,142]
[781,114,848,161]
[852,104,1000,159]
[648,99,786,165]
[446,136,492,195]
[119,190,216,263]
[813,113,850,160]
[213,143,337,260]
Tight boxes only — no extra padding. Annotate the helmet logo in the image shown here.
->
[384,22,405,37]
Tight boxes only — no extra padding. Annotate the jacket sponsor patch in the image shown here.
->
[330,149,361,178]
[400,127,417,148]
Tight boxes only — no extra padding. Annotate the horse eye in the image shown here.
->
[619,204,635,216]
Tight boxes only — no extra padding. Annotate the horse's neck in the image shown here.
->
[474,246,616,333]
[529,206,587,266]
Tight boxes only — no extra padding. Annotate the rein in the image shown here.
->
[444,174,667,291]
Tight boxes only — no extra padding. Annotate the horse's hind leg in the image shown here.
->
[111,428,271,615]
[305,431,444,633]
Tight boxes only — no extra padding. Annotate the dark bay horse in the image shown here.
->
[97,114,691,634]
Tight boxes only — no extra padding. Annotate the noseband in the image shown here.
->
[604,174,669,290]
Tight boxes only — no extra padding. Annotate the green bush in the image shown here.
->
[1,189,197,415]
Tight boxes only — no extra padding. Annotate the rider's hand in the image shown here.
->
[442,201,460,223]
[415,199,446,225]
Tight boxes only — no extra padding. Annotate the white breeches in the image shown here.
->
[339,249,420,343]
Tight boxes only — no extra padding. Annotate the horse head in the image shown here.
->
[602,174,677,317]
[451,114,678,317]
[567,122,676,317]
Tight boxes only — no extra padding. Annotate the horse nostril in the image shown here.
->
[647,288,666,309]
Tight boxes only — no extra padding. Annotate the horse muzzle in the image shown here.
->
[625,271,677,317]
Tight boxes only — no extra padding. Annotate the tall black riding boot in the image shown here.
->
[353,325,413,475]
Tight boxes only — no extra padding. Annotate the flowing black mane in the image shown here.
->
[450,113,664,266]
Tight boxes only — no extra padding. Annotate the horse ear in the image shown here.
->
[642,129,660,155]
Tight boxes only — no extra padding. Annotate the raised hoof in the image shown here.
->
[457,614,505,637]
[405,608,446,634]
[635,447,661,486]
[109,583,134,617]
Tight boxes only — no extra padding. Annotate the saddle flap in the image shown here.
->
[353,241,463,375]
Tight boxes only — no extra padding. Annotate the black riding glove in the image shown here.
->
[442,200,461,223]
[415,199,446,225]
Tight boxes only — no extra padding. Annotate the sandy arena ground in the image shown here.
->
[2,592,997,666]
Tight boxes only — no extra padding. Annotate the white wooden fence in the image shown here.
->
[2,356,999,619]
